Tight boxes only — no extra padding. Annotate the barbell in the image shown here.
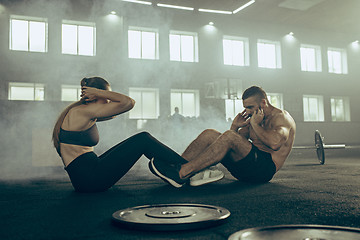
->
[293,130,346,165]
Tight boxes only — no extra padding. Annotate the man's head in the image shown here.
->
[242,86,269,116]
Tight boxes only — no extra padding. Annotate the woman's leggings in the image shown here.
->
[65,131,187,192]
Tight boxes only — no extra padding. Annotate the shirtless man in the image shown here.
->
[150,86,296,187]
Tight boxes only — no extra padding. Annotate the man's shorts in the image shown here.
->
[221,144,276,183]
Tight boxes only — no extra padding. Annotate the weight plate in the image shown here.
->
[112,203,231,231]
[315,130,325,164]
[228,224,360,240]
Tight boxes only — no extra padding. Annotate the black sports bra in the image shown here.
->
[59,124,99,147]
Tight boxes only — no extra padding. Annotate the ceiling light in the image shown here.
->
[233,0,255,14]
[122,0,152,5]
[209,22,214,26]
[157,3,194,11]
[288,32,294,36]
[110,11,116,15]
[198,9,232,15]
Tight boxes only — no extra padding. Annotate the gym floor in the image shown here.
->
[1,148,359,240]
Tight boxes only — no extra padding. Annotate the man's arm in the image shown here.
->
[230,110,250,138]
[251,123,289,151]
[250,112,290,151]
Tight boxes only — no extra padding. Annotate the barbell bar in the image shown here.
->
[293,130,346,165]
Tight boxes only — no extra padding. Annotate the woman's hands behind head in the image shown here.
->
[81,87,103,102]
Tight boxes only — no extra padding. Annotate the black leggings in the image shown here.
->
[65,131,187,192]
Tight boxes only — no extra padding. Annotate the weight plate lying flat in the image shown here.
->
[112,203,230,231]
[315,130,325,164]
[228,224,360,240]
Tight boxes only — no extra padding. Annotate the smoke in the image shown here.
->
[0,0,234,181]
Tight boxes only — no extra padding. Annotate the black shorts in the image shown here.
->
[222,144,276,183]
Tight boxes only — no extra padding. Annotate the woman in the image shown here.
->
[52,77,188,192]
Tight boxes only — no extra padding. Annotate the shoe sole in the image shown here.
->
[150,159,184,188]
[190,173,225,187]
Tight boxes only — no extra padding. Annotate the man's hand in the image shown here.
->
[231,110,250,131]
[250,108,264,126]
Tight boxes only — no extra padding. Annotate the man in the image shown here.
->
[150,86,296,187]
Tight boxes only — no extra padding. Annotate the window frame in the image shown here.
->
[257,39,282,69]
[169,30,199,62]
[128,26,159,60]
[61,20,96,56]
[9,15,48,53]
[300,44,322,72]
[302,95,325,122]
[170,89,200,117]
[330,96,351,122]
[223,35,250,67]
[128,87,160,120]
[327,47,348,74]
[61,85,81,102]
[8,82,45,101]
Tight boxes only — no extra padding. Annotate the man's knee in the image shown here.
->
[221,130,248,145]
[200,129,221,139]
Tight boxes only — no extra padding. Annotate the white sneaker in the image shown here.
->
[189,166,224,187]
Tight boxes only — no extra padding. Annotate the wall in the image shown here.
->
[0,0,359,176]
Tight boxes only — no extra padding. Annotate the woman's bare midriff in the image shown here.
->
[60,143,94,167]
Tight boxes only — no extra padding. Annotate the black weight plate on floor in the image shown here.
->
[315,130,325,164]
[112,203,230,231]
[228,224,360,240]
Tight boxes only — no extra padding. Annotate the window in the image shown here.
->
[62,20,96,56]
[128,27,159,60]
[257,39,282,69]
[9,15,48,52]
[170,89,200,117]
[300,44,322,72]
[303,95,324,122]
[8,82,45,101]
[225,99,242,121]
[223,36,250,66]
[61,85,81,101]
[129,88,159,119]
[331,97,351,122]
[327,48,348,74]
[169,31,198,62]
[267,93,283,109]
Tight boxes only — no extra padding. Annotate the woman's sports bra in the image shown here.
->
[59,124,99,147]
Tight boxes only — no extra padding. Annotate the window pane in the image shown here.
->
[34,87,44,101]
[62,24,77,54]
[329,50,342,73]
[128,30,141,59]
[181,35,194,62]
[171,92,182,114]
[129,90,142,118]
[11,19,28,51]
[10,86,34,100]
[303,98,309,121]
[29,21,46,52]
[142,92,157,118]
[300,47,316,71]
[142,31,156,59]
[182,92,195,117]
[223,39,232,65]
[309,97,318,121]
[78,25,94,56]
[258,42,277,68]
[232,40,244,66]
[62,88,78,101]
[169,34,181,61]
